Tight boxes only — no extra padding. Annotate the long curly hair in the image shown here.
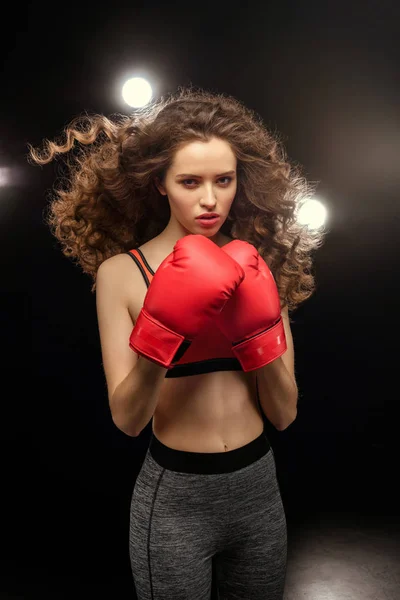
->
[28,85,325,311]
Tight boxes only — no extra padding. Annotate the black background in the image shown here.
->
[2,1,399,597]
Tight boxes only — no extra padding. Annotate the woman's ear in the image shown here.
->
[154,176,167,196]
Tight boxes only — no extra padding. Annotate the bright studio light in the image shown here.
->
[0,167,11,187]
[297,198,327,229]
[122,77,153,108]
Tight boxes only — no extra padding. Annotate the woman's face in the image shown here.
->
[155,137,237,241]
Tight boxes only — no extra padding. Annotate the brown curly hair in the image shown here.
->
[28,85,325,311]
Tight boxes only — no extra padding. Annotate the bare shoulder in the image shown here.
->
[97,251,147,320]
[99,252,138,271]
[97,252,138,290]
[98,251,137,271]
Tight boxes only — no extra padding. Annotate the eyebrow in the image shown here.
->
[175,170,236,178]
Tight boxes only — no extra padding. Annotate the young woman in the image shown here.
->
[29,86,324,599]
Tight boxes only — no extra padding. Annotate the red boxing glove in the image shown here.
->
[214,240,287,372]
[129,235,245,369]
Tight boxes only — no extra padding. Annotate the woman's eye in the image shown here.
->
[181,177,232,187]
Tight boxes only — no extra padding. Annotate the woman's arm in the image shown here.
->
[256,306,298,430]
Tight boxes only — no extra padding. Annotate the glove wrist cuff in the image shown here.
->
[232,318,287,372]
[129,309,189,368]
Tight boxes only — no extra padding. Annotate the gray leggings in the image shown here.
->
[129,426,287,599]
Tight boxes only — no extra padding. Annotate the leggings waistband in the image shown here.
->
[149,427,271,474]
